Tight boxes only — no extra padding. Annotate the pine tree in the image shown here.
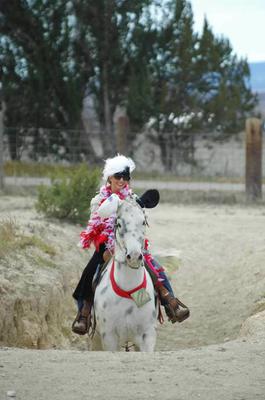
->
[147,0,197,170]
[194,18,256,134]
[0,0,94,159]
[0,0,257,165]
[73,0,152,156]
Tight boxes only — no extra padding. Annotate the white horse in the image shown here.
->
[92,194,157,352]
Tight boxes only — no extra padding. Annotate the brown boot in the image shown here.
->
[157,285,190,324]
[72,300,92,335]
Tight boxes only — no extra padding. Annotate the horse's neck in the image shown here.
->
[113,254,145,292]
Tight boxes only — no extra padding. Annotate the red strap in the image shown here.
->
[110,259,147,299]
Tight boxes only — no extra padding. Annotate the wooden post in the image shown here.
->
[245,118,263,201]
[0,86,5,191]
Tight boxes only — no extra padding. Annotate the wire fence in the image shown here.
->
[1,125,265,196]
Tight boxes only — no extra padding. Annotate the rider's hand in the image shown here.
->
[103,250,111,262]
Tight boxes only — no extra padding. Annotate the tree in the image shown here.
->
[0,0,95,160]
[73,0,153,156]
[145,2,257,170]
[193,18,257,134]
[0,0,257,167]
[146,0,198,170]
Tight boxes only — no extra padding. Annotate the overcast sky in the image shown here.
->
[190,0,265,63]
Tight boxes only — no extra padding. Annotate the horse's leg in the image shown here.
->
[101,334,120,351]
[135,330,156,352]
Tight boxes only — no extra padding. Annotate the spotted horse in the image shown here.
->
[91,193,158,352]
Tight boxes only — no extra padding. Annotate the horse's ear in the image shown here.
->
[97,194,122,218]
[137,189,160,208]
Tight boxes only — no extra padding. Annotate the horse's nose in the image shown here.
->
[126,253,142,261]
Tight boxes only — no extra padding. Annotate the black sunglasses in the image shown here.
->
[113,172,130,181]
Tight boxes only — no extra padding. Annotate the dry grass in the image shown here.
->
[4,161,77,177]
[0,217,56,260]
[5,161,265,184]
[0,217,17,258]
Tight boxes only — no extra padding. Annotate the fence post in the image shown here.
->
[0,86,5,191]
[245,118,263,201]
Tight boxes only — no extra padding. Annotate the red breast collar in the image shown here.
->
[110,259,146,299]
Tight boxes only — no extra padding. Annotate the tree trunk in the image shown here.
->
[78,118,100,164]
[102,61,116,156]
[0,95,5,190]
[100,1,116,157]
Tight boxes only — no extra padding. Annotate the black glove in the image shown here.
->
[137,189,160,208]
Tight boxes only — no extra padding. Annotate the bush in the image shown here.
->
[35,164,100,223]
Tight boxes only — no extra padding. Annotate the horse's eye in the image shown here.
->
[116,222,121,228]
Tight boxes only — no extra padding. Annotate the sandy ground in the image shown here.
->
[1,195,265,399]
[1,339,265,400]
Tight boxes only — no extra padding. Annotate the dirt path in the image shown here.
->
[6,176,264,192]
[150,203,265,350]
[1,339,265,400]
[1,196,265,399]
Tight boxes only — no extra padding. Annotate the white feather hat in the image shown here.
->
[102,154,136,181]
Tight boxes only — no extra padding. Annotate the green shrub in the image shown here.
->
[35,164,100,223]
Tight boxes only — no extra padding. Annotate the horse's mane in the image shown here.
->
[122,194,144,213]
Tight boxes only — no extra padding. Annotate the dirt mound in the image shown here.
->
[0,196,89,350]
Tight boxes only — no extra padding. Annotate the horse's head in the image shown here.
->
[116,198,147,268]
[97,194,147,268]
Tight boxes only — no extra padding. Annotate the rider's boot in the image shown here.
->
[156,284,190,324]
[144,262,190,324]
[72,299,92,335]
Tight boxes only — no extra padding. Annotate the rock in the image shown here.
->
[7,390,16,397]
[239,310,265,341]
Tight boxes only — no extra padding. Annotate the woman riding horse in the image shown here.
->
[72,154,190,335]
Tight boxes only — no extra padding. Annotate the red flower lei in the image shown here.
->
[80,184,131,252]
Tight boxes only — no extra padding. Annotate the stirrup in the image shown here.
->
[164,296,190,324]
[165,304,190,324]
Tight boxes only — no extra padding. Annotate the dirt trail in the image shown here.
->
[1,339,265,400]
[1,196,265,399]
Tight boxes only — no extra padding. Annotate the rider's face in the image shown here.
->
[109,175,129,193]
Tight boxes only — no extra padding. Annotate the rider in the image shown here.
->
[72,154,190,335]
